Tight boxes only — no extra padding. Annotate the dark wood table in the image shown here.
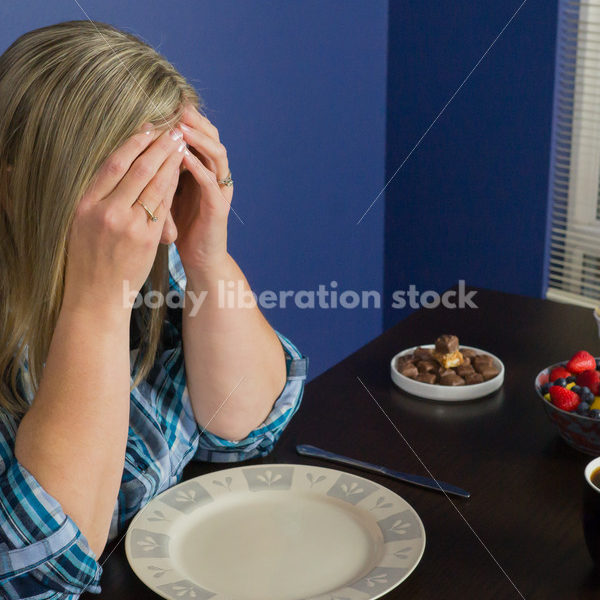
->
[86,287,600,600]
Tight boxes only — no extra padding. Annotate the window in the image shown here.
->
[546,0,600,307]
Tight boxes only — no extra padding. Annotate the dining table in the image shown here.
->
[83,286,600,600]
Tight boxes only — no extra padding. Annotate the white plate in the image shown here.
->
[125,464,426,600]
[390,344,504,402]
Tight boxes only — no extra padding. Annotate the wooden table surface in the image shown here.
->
[85,287,600,600]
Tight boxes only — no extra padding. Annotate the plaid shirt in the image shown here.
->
[0,243,308,599]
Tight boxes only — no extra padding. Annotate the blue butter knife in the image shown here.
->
[296,444,471,499]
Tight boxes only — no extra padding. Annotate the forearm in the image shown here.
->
[14,303,131,559]
[182,254,287,441]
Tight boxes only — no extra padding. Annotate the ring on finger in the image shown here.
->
[136,199,159,222]
[217,170,233,187]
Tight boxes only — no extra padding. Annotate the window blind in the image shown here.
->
[547,0,600,308]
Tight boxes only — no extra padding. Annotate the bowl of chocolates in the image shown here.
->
[390,334,504,401]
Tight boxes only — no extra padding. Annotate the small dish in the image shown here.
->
[390,344,504,402]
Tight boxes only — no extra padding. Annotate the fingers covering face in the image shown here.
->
[135,141,185,226]
[85,124,156,202]
[87,125,185,207]
[181,148,231,219]
[117,128,186,209]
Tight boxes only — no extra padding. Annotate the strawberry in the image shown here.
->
[566,350,596,374]
[549,366,571,382]
[550,385,580,411]
[577,369,600,395]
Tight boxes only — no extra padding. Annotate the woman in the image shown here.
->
[0,20,307,599]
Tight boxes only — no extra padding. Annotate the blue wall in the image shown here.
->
[383,0,558,328]
[0,1,388,380]
[0,1,560,374]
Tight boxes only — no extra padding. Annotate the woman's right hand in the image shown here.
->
[62,124,186,317]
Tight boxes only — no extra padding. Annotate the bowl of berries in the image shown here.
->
[535,350,600,455]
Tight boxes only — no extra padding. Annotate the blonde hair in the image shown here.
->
[0,20,202,418]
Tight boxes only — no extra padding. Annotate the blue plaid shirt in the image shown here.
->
[0,243,308,599]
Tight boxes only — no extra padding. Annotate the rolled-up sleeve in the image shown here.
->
[0,418,102,599]
[192,329,308,463]
[166,242,308,464]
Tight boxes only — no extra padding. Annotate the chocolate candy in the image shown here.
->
[439,372,466,386]
[435,334,459,354]
[413,347,433,361]
[479,366,500,381]
[461,348,478,360]
[438,368,455,377]
[465,372,484,385]
[399,363,418,378]
[395,354,414,369]
[473,355,494,374]
[416,372,437,384]
[433,349,463,369]
[456,364,475,377]
[417,359,438,373]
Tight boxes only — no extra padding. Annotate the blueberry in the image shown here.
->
[554,378,567,387]
[541,382,550,394]
[589,409,600,420]
[577,402,591,415]
[567,375,577,384]
[596,359,600,370]
[583,390,595,404]
[572,385,582,395]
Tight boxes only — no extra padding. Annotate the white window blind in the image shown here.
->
[547,0,600,308]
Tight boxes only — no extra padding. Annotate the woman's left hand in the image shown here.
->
[172,104,233,274]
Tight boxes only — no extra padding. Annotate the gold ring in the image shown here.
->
[136,200,158,222]
[217,170,233,187]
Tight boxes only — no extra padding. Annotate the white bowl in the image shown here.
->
[390,344,505,402]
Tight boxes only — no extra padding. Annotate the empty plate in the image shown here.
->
[125,463,426,600]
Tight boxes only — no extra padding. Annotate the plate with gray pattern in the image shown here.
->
[125,464,426,600]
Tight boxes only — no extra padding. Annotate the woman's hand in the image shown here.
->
[171,105,233,274]
[62,125,186,315]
